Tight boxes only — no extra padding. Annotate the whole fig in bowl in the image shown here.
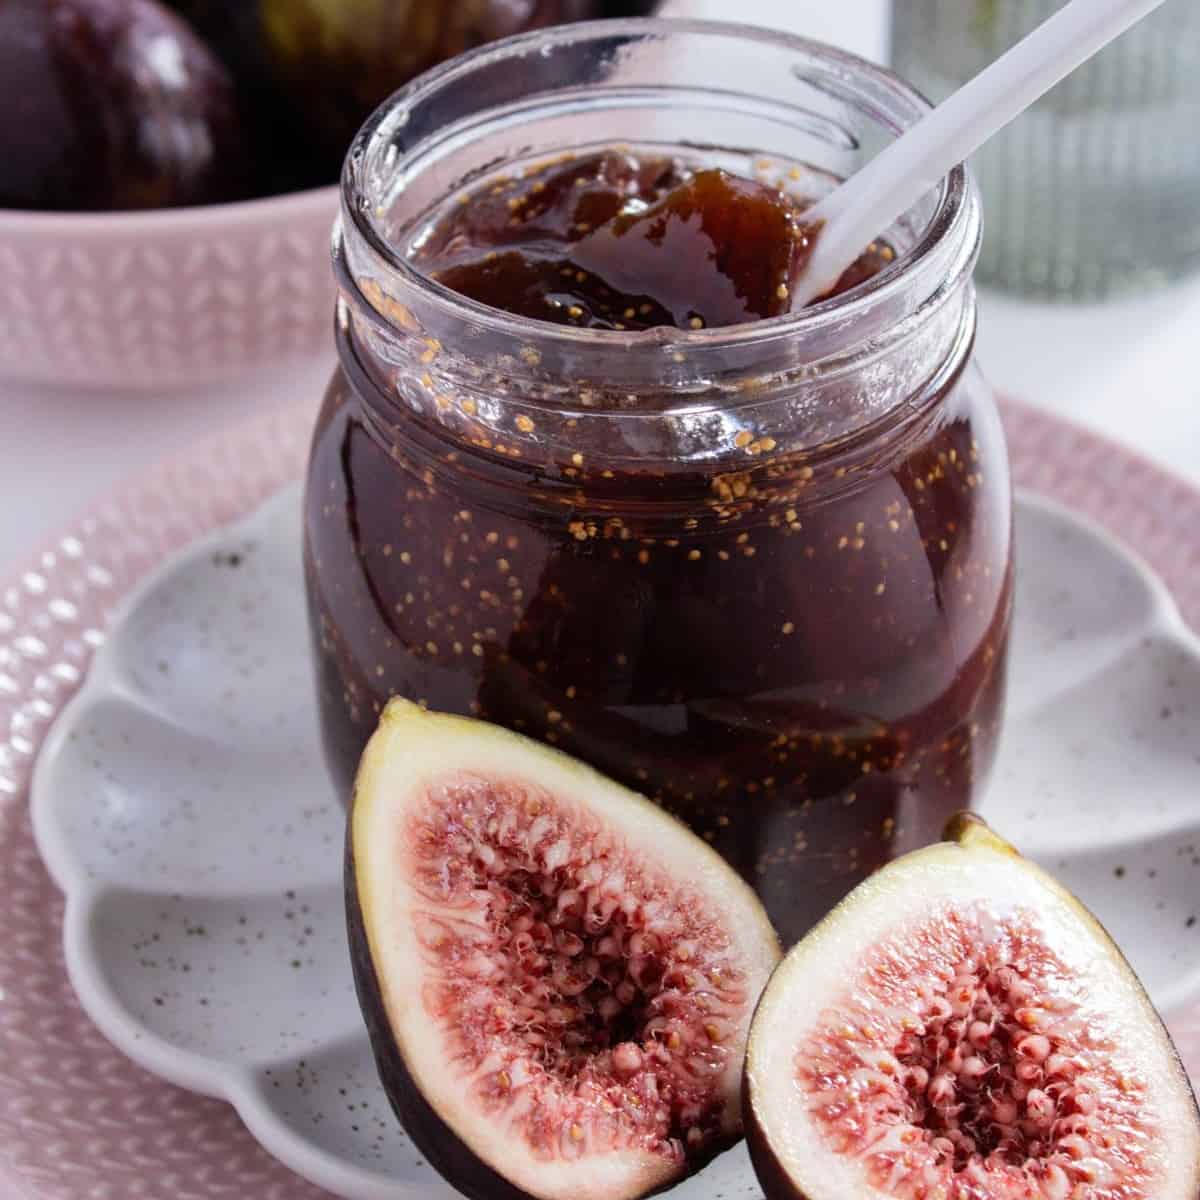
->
[167,0,661,190]
[0,0,248,212]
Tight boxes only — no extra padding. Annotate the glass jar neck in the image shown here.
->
[332,18,982,488]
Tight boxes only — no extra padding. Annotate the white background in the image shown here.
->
[3,0,1198,576]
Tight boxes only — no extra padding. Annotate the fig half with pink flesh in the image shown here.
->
[347,699,781,1200]
[743,813,1200,1200]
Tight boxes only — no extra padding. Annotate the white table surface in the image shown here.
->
[2,0,1198,578]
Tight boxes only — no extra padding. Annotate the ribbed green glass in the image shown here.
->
[892,0,1200,300]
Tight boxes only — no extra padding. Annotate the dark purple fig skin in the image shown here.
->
[742,1080,807,1200]
[0,0,249,211]
[164,0,325,195]
[344,821,541,1200]
[598,0,658,12]
[171,0,626,191]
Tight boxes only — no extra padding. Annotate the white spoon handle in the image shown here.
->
[792,0,1168,307]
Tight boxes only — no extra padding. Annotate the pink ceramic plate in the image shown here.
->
[1,398,1198,1199]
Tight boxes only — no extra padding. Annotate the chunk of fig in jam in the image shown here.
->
[0,0,248,211]
[573,168,816,328]
[423,153,886,329]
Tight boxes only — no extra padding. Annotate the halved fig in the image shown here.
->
[744,814,1200,1200]
[347,699,781,1200]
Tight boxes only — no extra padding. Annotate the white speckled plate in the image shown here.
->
[24,466,1200,1199]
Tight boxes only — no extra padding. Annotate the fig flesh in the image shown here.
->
[743,814,1200,1200]
[347,699,781,1200]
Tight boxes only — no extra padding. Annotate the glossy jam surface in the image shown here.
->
[417,152,890,330]
[305,153,1013,945]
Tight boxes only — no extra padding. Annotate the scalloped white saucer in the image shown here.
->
[29,483,1200,1200]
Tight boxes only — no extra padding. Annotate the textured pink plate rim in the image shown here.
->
[0,397,1197,1200]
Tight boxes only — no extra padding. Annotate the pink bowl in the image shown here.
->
[0,186,339,390]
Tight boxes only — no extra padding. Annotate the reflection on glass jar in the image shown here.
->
[303,20,1015,945]
[893,0,1200,300]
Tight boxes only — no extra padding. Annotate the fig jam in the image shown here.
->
[307,140,1012,946]
[420,154,871,330]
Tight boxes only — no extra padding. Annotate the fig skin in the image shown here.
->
[346,834,537,1200]
[170,0,611,190]
[743,1112,804,1200]
[742,813,1200,1200]
[347,698,781,1200]
[163,0,324,195]
[0,0,249,211]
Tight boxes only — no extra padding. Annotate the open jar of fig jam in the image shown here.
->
[304,20,1013,944]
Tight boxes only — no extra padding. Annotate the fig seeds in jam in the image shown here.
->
[420,152,887,329]
[306,146,1013,946]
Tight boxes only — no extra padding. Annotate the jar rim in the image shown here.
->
[339,17,980,412]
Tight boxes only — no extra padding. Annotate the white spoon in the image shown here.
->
[791,0,1169,308]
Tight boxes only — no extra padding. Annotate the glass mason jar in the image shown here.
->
[893,0,1200,300]
[303,19,1014,945]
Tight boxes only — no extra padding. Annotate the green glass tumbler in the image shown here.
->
[892,0,1200,300]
